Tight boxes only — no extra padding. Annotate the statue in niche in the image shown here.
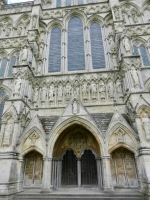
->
[109,34,117,54]
[142,113,150,140]
[66,84,72,99]
[132,10,138,23]
[116,79,123,99]
[99,80,106,101]
[33,87,39,103]
[32,16,37,29]
[49,85,54,102]
[17,26,22,36]
[57,85,63,102]
[3,117,13,146]
[29,133,39,145]
[39,40,44,58]
[82,83,88,100]
[37,61,42,75]
[107,79,114,100]
[122,35,132,54]
[90,82,97,100]
[20,46,28,64]
[74,86,80,97]
[0,26,3,36]
[131,67,140,89]
[5,27,11,37]
[72,99,78,114]
[13,77,22,97]
[41,85,47,102]
[113,7,120,21]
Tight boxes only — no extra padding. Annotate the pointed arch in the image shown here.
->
[48,116,104,157]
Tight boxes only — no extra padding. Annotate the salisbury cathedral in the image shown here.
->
[0,0,150,199]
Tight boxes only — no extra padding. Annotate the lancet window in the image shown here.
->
[0,52,20,78]
[90,23,105,69]
[48,27,61,73]
[133,41,150,66]
[0,91,8,129]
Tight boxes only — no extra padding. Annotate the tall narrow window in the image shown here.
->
[8,57,16,77]
[48,27,61,73]
[0,91,7,130]
[87,0,92,3]
[66,0,71,6]
[68,17,85,71]
[0,58,7,77]
[140,46,150,66]
[90,23,105,69]
[57,0,61,7]
[78,0,83,4]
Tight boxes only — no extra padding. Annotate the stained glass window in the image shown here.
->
[90,23,105,69]
[133,46,139,56]
[0,58,7,77]
[78,0,83,4]
[0,91,7,130]
[68,17,85,71]
[66,0,71,6]
[8,57,16,77]
[57,0,61,7]
[140,46,150,66]
[48,27,61,73]
[87,0,92,3]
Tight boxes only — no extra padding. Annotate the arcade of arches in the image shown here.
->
[22,125,138,189]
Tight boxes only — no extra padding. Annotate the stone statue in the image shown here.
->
[21,46,28,64]
[82,83,88,100]
[66,84,72,98]
[142,113,150,140]
[109,35,117,54]
[39,41,44,58]
[14,77,22,96]
[58,85,63,102]
[37,61,42,75]
[122,35,131,54]
[73,99,78,114]
[132,10,138,23]
[49,85,54,102]
[99,80,106,101]
[41,86,47,102]
[107,79,114,100]
[17,26,22,35]
[116,79,123,98]
[3,119,13,146]
[5,27,11,37]
[131,67,140,89]
[32,16,37,29]
[33,87,39,103]
[114,7,120,21]
[90,82,97,99]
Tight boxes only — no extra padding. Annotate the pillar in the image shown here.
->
[77,158,81,187]
[101,155,114,192]
[41,157,53,193]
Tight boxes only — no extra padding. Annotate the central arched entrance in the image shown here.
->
[52,124,101,188]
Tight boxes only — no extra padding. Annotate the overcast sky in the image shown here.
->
[8,0,33,4]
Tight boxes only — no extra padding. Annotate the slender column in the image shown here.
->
[77,158,81,187]
[17,158,24,192]
[41,157,53,193]
[96,157,101,188]
[101,156,114,192]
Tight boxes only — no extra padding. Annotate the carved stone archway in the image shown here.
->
[52,124,101,188]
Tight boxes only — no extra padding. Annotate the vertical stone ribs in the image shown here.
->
[40,116,59,135]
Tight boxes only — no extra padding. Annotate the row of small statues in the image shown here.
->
[32,79,124,104]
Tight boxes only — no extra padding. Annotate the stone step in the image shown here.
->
[14,192,146,200]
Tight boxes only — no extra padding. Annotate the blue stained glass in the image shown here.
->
[57,0,61,7]
[48,27,61,73]
[68,17,85,71]
[90,23,105,69]
[78,0,83,4]
[0,97,8,130]
[8,57,16,77]
[0,91,5,98]
[133,46,139,56]
[140,46,150,66]
[66,0,71,6]
[0,58,7,77]
[88,0,92,3]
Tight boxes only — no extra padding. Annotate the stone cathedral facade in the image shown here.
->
[0,0,150,199]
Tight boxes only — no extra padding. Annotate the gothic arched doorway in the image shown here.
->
[52,124,101,188]
[23,151,43,187]
[110,147,138,188]
[81,149,98,185]
[61,150,77,186]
